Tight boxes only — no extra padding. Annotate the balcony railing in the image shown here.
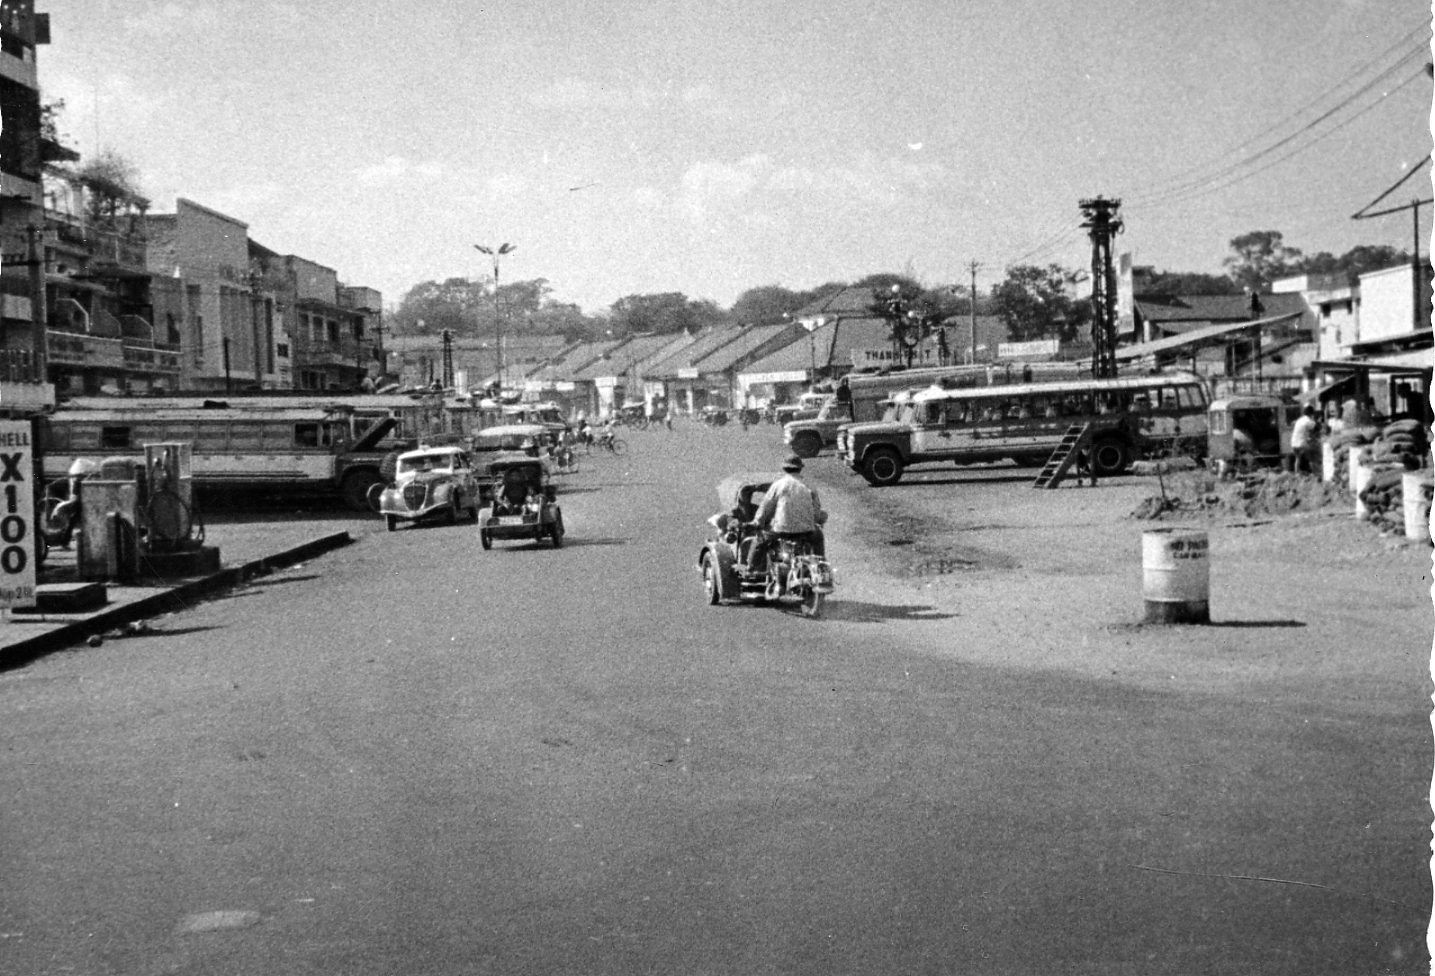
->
[46,330,180,375]
[0,348,42,383]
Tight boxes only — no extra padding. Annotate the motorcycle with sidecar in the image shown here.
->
[697,473,835,617]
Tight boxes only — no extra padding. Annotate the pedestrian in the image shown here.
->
[1290,403,1321,474]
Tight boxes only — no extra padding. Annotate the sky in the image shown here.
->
[36,0,1434,315]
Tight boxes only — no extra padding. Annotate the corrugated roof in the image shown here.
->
[645,326,750,377]
[689,322,802,373]
[568,333,691,381]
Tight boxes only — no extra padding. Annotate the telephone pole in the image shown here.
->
[967,260,980,364]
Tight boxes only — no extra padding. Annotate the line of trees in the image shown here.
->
[388,230,1413,347]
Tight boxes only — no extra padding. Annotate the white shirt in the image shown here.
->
[1291,415,1320,450]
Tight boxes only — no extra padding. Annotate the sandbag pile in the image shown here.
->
[1356,468,1410,532]
[1368,418,1428,467]
[1324,425,1378,486]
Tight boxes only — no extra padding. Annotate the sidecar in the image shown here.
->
[696,473,834,617]
[478,457,565,549]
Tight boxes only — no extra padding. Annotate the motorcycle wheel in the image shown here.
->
[800,587,825,618]
[479,529,492,550]
[702,553,721,605]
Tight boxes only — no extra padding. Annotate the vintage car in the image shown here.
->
[378,445,481,531]
[773,391,833,426]
[478,457,565,549]
[697,473,835,618]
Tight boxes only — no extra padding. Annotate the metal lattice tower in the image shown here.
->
[1080,197,1122,379]
[441,329,454,388]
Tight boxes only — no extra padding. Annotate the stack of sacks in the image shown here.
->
[1325,427,1376,487]
[1358,467,1413,531]
[1369,418,1429,467]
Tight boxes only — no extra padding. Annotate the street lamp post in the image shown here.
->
[474,243,515,393]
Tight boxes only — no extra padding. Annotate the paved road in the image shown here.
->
[0,424,1427,975]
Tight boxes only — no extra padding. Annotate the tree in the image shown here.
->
[1133,267,1240,297]
[1299,244,1410,283]
[1223,230,1303,292]
[867,279,963,367]
[389,277,486,337]
[607,292,728,335]
[729,285,809,325]
[990,264,1089,343]
[76,149,147,223]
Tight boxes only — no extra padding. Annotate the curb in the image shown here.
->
[0,531,354,668]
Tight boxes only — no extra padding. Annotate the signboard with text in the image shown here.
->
[0,421,35,609]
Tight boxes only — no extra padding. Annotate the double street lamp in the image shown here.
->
[474,242,515,392]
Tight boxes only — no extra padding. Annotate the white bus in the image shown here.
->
[41,398,415,509]
[836,371,1211,485]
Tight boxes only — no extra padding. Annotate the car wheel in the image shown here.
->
[1091,437,1130,477]
[861,448,904,486]
[702,553,721,605]
[385,515,398,533]
[550,519,563,548]
[341,469,382,512]
[479,529,492,550]
[792,431,822,458]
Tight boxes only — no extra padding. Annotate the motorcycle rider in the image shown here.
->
[752,455,827,577]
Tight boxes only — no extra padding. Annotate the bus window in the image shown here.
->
[101,426,131,449]
[945,402,969,427]
[922,402,942,425]
[1177,386,1207,409]
[295,423,321,448]
[1015,398,1036,419]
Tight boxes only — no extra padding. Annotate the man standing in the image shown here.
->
[754,455,828,568]
[1290,403,1321,474]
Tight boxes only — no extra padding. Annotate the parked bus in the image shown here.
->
[40,397,418,509]
[784,361,1085,457]
[836,371,1211,485]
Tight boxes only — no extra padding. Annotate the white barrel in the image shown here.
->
[1321,442,1336,482]
[1347,447,1362,493]
[1142,527,1210,624]
[1353,458,1372,519]
[1403,472,1433,543]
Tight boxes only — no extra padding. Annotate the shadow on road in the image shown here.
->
[143,624,225,639]
[821,600,958,624]
[245,574,323,587]
[556,537,629,548]
[1206,619,1307,628]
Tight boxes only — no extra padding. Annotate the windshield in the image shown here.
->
[473,433,537,452]
[398,453,454,474]
[816,400,849,421]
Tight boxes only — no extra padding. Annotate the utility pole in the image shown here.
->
[1080,197,1123,379]
[1350,157,1431,334]
[967,260,979,364]
[440,328,454,389]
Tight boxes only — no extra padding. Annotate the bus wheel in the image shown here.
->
[791,431,822,458]
[341,469,382,512]
[861,449,904,486]
[1091,438,1130,477]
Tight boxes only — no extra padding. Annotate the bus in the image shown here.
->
[784,361,1085,457]
[40,397,418,509]
[836,371,1211,485]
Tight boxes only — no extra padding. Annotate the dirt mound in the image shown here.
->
[1131,470,1345,521]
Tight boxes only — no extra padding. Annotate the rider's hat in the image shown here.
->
[782,455,804,472]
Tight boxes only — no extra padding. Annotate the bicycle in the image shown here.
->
[597,433,628,456]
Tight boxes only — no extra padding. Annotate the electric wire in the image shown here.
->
[1124,20,1430,203]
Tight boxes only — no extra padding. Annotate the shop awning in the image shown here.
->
[1114,312,1302,362]
[1298,374,1355,404]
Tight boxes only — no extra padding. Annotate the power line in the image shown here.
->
[1124,20,1429,202]
[1129,65,1428,213]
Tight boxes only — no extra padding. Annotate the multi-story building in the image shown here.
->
[275,255,372,391]
[146,198,285,391]
[0,0,55,409]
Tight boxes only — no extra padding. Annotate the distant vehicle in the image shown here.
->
[784,362,1083,458]
[40,396,417,510]
[478,456,565,549]
[837,371,1211,485]
[378,446,481,531]
[1206,395,1291,470]
[773,391,831,426]
[697,473,835,618]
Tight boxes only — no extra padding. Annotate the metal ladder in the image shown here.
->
[1032,423,1094,489]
